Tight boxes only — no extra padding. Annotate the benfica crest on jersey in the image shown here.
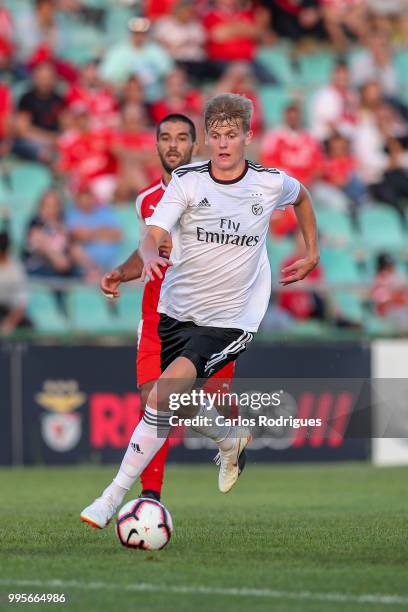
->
[251,201,263,215]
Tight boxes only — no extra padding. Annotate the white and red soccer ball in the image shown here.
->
[115,498,173,550]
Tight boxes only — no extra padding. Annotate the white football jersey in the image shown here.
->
[146,160,300,331]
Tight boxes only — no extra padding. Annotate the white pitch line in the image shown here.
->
[1,579,408,606]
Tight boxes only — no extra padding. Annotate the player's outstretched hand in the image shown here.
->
[280,257,318,286]
[100,268,123,299]
[142,256,172,282]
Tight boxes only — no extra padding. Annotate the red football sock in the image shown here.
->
[140,437,169,495]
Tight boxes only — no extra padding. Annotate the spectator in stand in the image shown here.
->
[354,99,408,216]
[310,61,358,142]
[100,17,173,101]
[278,230,326,321]
[65,60,118,130]
[144,0,178,20]
[357,79,408,124]
[0,1,14,72]
[112,104,160,202]
[15,0,76,82]
[153,0,207,83]
[261,103,323,187]
[350,30,399,96]
[0,230,32,335]
[371,252,408,331]
[119,75,146,110]
[263,0,324,42]
[58,102,117,203]
[320,0,368,51]
[213,63,264,138]
[150,68,203,124]
[22,188,81,279]
[0,82,12,158]
[14,62,65,163]
[319,132,369,209]
[278,229,361,327]
[372,104,408,214]
[66,187,122,277]
[203,0,276,82]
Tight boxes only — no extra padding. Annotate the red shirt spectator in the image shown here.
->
[65,61,118,129]
[58,105,117,198]
[0,83,12,141]
[371,254,408,318]
[279,231,324,319]
[204,1,258,62]
[111,104,161,200]
[261,103,323,186]
[321,132,358,187]
[0,4,13,60]
[150,68,203,124]
[145,0,178,20]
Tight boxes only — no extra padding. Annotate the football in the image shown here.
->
[115,498,173,550]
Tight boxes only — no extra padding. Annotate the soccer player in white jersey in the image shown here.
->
[81,93,319,529]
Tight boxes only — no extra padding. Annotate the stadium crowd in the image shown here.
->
[0,0,408,336]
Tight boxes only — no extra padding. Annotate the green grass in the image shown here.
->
[1,463,408,611]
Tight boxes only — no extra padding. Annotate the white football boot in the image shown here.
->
[80,494,117,529]
[214,431,252,493]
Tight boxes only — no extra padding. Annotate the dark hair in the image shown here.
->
[0,231,10,255]
[377,252,395,272]
[156,114,196,142]
[334,59,348,71]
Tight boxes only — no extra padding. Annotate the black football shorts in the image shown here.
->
[158,313,253,380]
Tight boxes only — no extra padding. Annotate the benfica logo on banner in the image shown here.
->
[35,380,86,452]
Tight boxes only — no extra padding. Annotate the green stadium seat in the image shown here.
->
[256,46,296,86]
[358,205,406,253]
[363,312,393,335]
[115,205,141,262]
[28,287,69,334]
[316,209,356,248]
[105,6,134,44]
[298,52,335,87]
[8,163,52,212]
[0,175,10,205]
[395,51,408,85]
[114,286,143,333]
[260,86,292,127]
[291,319,328,336]
[332,291,364,323]
[68,286,115,332]
[266,237,294,282]
[58,21,104,64]
[10,208,32,253]
[320,247,361,284]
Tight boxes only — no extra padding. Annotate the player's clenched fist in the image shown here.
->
[142,256,173,282]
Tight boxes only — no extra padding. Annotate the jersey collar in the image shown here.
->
[208,160,249,185]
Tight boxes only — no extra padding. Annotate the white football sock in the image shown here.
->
[189,400,234,451]
[103,406,171,506]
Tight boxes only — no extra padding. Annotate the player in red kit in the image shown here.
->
[97,114,235,504]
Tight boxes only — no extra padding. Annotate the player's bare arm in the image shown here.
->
[100,232,173,298]
[100,250,144,299]
[280,185,319,286]
[139,225,173,281]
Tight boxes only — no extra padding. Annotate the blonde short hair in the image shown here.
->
[204,93,253,133]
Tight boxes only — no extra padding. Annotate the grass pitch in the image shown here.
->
[0,463,407,612]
